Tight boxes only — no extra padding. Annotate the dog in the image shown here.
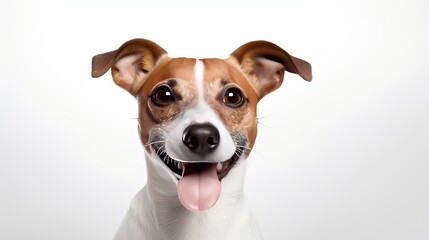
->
[91,38,311,240]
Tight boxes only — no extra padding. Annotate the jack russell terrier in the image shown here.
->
[91,38,312,240]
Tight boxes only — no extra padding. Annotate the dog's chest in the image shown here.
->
[146,191,262,240]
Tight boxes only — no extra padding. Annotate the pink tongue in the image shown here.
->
[178,163,221,211]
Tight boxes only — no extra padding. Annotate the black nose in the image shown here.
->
[182,123,220,155]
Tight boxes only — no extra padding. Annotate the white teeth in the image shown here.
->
[178,162,183,170]
[217,162,223,171]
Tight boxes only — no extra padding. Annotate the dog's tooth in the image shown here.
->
[217,162,222,171]
[178,162,183,170]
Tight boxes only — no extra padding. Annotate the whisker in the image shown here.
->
[257,114,272,120]
[238,146,264,157]
[257,121,270,127]
[114,117,138,120]
[156,145,163,154]
[155,145,189,164]
[234,145,253,151]
[145,140,167,147]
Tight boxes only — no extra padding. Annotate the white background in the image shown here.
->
[1,0,428,239]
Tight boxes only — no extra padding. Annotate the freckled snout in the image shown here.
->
[182,123,220,156]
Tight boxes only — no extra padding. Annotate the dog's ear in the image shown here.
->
[91,38,167,96]
[230,41,312,99]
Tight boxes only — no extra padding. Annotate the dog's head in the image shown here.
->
[92,38,311,211]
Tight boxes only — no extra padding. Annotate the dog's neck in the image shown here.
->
[144,151,249,239]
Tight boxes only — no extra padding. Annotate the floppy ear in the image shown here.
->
[91,38,167,96]
[230,40,312,99]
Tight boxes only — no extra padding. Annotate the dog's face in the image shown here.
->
[92,39,311,211]
[138,57,258,178]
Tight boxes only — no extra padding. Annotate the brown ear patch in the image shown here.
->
[110,48,157,94]
[230,40,312,100]
[231,40,312,81]
[91,38,167,96]
[91,50,117,78]
[250,57,285,97]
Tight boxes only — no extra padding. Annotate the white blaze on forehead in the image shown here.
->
[194,59,205,101]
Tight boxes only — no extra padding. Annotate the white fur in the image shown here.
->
[194,59,205,102]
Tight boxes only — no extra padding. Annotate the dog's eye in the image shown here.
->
[223,87,245,108]
[151,86,176,106]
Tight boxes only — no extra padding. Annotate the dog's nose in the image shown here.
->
[183,123,220,155]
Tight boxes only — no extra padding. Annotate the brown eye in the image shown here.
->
[223,87,245,108]
[151,85,176,106]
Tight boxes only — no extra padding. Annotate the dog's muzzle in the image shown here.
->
[149,126,247,211]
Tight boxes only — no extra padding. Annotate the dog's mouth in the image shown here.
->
[155,146,244,181]
[153,145,244,211]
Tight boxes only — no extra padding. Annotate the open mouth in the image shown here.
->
[153,145,245,211]
[147,128,248,211]
[155,146,244,181]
